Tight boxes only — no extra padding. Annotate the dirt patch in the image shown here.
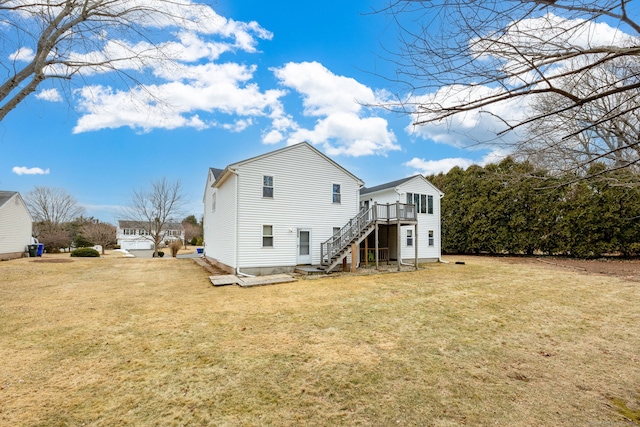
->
[499,256,640,281]
[30,258,74,263]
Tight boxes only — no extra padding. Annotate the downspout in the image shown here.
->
[438,192,447,263]
[231,168,255,278]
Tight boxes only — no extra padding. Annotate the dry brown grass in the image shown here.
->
[1,254,639,426]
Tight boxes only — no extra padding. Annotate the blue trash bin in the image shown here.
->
[196,248,203,254]
[37,243,44,256]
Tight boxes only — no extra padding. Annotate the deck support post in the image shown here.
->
[375,223,379,270]
[364,234,369,268]
[351,243,358,273]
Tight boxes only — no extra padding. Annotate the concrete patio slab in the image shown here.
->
[237,274,297,287]
[210,275,242,286]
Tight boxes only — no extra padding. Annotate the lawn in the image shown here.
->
[1,254,639,426]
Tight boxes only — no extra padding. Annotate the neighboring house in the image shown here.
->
[116,220,185,250]
[0,191,33,260]
[359,175,444,264]
[203,142,364,275]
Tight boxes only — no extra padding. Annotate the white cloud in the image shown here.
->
[262,129,284,144]
[9,47,34,61]
[405,157,474,175]
[273,61,380,116]
[73,63,287,133]
[12,166,50,175]
[405,148,511,176]
[272,61,400,157]
[222,118,253,132]
[35,88,62,102]
[406,84,529,147]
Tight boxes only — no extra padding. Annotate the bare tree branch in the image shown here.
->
[0,0,211,122]
[382,0,640,178]
[125,177,186,257]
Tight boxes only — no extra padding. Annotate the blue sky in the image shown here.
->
[0,0,585,223]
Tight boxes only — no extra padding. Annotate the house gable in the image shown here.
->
[212,142,364,190]
[203,142,363,274]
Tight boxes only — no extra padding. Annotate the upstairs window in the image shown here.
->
[263,175,274,198]
[428,195,434,214]
[212,192,216,212]
[262,225,273,247]
[420,194,427,214]
[332,184,341,203]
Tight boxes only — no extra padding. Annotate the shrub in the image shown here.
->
[70,248,100,257]
[169,240,182,257]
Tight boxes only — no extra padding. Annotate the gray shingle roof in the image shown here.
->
[359,176,418,196]
[209,168,225,179]
[0,191,18,208]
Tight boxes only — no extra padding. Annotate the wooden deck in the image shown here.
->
[320,202,420,273]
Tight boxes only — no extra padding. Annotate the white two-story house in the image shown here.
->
[203,142,364,275]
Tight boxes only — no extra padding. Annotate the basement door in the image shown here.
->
[297,228,312,265]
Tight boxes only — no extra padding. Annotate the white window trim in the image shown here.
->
[263,175,274,199]
[332,183,341,204]
[262,224,274,248]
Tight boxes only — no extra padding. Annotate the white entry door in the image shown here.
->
[297,229,312,265]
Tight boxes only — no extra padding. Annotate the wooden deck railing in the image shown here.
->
[360,247,389,263]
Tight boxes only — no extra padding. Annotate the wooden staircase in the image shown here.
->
[320,207,376,273]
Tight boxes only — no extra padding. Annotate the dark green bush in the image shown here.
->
[70,248,100,257]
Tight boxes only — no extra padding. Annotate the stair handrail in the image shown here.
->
[321,205,375,264]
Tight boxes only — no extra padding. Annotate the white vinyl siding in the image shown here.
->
[0,193,32,256]
[235,143,360,268]
[203,172,237,268]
